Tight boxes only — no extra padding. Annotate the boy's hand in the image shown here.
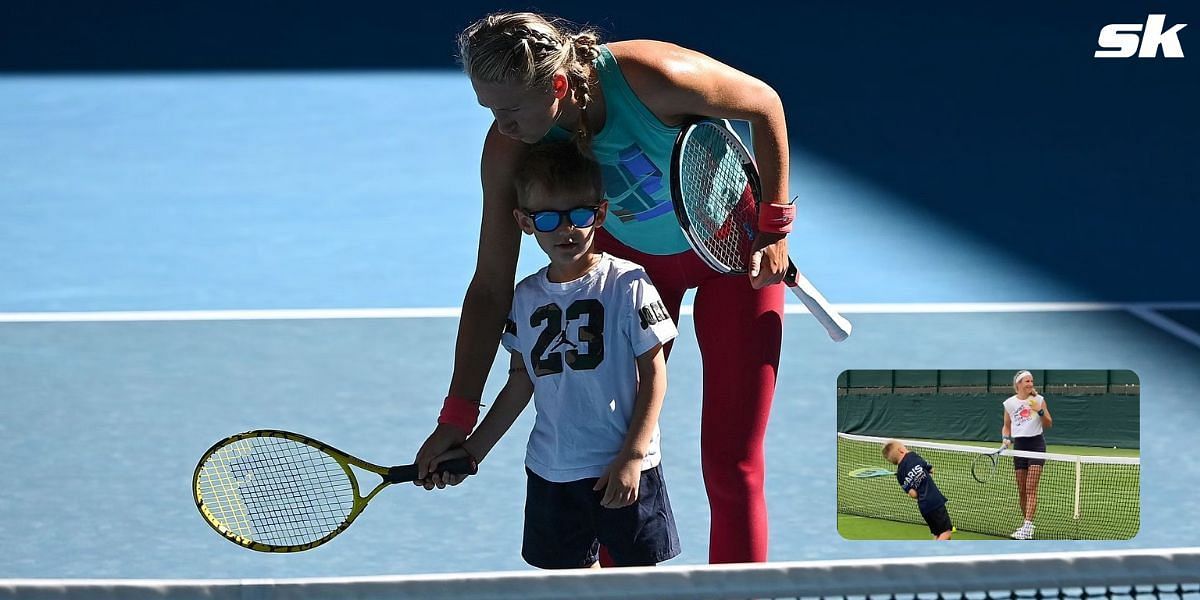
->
[594,457,642,509]
[908,489,918,499]
[415,423,467,480]
[416,447,476,490]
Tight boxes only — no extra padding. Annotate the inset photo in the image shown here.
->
[836,369,1140,541]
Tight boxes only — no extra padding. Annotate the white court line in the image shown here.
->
[3,302,1198,349]
[1,302,1198,322]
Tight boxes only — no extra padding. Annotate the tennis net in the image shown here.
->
[838,432,1140,540]
[1,548,1196,599]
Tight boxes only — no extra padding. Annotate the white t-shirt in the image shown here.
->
[501,253,678,483]
[1003,394,1045,438]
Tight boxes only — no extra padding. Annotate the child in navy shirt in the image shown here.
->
[883,440,953,540]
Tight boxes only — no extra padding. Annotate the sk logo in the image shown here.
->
[1095,14,1187,58]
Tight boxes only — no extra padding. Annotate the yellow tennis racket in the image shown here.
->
[192,429,476,552]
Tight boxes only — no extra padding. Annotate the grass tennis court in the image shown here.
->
[837,435,1140,540]
[838,514,1006,540]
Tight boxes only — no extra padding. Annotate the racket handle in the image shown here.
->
[783,260,852,342]
[388,457,478,483]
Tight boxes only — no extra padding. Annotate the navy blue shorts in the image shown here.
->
[522,465,681,569]
[922,505,954,536]
[1013,434,1047,469]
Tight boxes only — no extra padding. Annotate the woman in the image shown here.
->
[414,12,795,563]
[1002,369,1053,540]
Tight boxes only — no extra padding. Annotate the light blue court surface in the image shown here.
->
[2,73,1198,578]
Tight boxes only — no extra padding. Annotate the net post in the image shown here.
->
[1074,457,1083,520]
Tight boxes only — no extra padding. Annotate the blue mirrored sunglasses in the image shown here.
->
[524,206,599,233]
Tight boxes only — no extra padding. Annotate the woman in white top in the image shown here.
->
[1001,370,1053,540]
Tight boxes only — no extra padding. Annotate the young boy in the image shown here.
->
[883,439,953,540]
[429,140,681,568]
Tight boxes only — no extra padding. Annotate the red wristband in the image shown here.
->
[438,395,480,435]
[758,202,796,234]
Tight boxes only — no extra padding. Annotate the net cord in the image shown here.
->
[838,432,1141,465]
[2,548,1197,600]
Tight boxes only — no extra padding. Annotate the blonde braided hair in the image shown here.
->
[457,12,602,155]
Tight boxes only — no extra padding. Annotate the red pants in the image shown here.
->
[596,228,783,563]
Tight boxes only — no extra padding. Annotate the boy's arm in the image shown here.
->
[463,351,534,462]
[423,351,532,488]
[595,343,667,508]
[624,343,667,463]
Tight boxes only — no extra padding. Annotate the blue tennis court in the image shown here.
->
[2,69,1198,579]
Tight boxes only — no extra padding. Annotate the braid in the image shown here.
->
[521,26,564,55]
[572,32,602,63]
[567,32,601,156]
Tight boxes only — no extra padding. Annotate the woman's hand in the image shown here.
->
[749,232,788,289]
[414,423,468,488]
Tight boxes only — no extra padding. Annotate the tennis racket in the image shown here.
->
[192,429,476,552]
[847,467,893,478]
[971,446,1005,483]
[670,118,852,342]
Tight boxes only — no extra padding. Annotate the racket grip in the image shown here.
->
[436,457,478,476]
[390,457,478,483]
[783,261,852,342]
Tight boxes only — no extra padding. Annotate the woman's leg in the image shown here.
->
[1023,465,1042,521]
[597,228,784,563]
[692,272,784,563]
[1014,468,1029,522]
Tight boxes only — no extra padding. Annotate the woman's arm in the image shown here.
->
[610,40,791,288]
[415,124,528,479]
[448,126,527,400]
[1037,398,1053,429]
[1002,410,1013,448]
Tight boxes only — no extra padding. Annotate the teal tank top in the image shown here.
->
[543,46,690,256]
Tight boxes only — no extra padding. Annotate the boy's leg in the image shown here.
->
[595,465,681,567]
[925,506,954,541]
[522,469,602,569]
[592,229,691,567]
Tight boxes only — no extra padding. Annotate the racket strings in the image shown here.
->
[248,441,350,537]
[678,124,757,271]
[196,436,355,547]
